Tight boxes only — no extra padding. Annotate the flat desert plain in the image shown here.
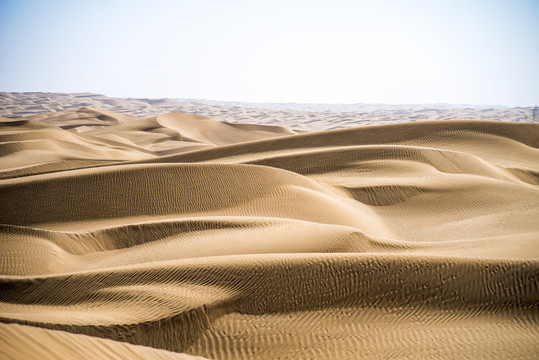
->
[0,93,538,359]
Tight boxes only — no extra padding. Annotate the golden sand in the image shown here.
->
[0,106,538,359]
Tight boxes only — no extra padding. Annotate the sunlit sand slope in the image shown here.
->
[0,110,297,178]
[0,323,207,360]
[0,110,538,359]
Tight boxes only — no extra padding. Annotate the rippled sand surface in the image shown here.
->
[1,98,538,359]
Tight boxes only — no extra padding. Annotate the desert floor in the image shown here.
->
[0,93,538,359]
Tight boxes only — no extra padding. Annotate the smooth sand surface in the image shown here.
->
[0,99,538,359]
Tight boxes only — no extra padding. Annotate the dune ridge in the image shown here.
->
[0,107,538,359]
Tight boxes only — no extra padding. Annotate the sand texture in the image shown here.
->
[0,101,538,359]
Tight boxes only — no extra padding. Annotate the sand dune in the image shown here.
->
[0,109,297,178]
[0,323,207,360]
[0,105,538,359]
[1,92,535,132]
[87,112,298,155]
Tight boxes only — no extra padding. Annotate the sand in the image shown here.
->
[1,92,535,132]
[0,96,538,359]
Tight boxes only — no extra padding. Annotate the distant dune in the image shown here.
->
[1,92,535,132]
[0,97,538,359]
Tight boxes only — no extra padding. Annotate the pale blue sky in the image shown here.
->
[1,0,538,106]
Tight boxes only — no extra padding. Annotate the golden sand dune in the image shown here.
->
[18,107,139,130]
[0,108,538,359]
[0,110,297,178]
[87,112,298,154]
[0,116,154,178]
[0,323,207,360]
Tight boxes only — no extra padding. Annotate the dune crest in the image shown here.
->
[1,108,538,359]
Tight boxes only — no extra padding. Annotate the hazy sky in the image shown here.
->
[1,0,538,106]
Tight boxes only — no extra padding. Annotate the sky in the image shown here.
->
[0,0,538,106]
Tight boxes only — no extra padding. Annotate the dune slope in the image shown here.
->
[0,109,538,359]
